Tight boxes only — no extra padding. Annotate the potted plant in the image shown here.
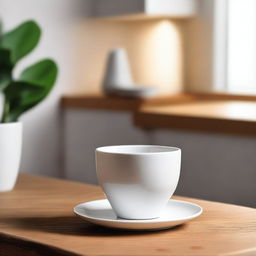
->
[0,20,58,191]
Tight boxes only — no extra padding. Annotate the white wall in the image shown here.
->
[64,109,256,207]
[0,0,184,177]
[185,0,215,92]
[0,0,92,176]
[2,0,254,207]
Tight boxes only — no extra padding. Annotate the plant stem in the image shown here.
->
[1,99,10,123]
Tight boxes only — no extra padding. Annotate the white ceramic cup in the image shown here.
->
[96,145,181,220]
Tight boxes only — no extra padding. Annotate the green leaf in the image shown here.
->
[0,48,13,91]
[0,73,11,91]
[0,20,41,64]
[2,81,45,122]
[0,48,12,67]
[18,58,57,105]
[19,58,58,89]
[2,58,58,122]
[5,81,44,105]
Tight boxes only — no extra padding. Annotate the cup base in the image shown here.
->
[117,215,160,220]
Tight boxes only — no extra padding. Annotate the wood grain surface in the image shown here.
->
[61,93,256,136]
[0,174,255,256]
[134,101,256,136]
[195,92,256,102]
[61,93,196,111]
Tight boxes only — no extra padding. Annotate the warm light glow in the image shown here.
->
[130,20,183,94]
[74,19,183,94]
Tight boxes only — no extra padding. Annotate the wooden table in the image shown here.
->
[0,174,255,256]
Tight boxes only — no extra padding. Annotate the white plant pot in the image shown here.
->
[0,122,22,192]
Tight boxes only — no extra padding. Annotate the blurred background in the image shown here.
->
[1,0,255,207]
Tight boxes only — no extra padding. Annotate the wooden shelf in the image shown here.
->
[134,100,256,136]
[61,93,256,136]
[61,93,195,112]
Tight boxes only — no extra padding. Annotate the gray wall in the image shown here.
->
[152,129,256,207]
[64,109,149,183]
[64,109,256,208]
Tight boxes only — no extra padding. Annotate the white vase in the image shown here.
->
[103,48,134,91]
[0,122,22,192]
[102,48,158,98]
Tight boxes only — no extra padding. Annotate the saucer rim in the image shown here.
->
[73,199,203,223]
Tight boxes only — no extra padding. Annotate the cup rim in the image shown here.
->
[96,145,181,155]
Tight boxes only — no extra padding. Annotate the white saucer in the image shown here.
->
[74,199,202,231]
